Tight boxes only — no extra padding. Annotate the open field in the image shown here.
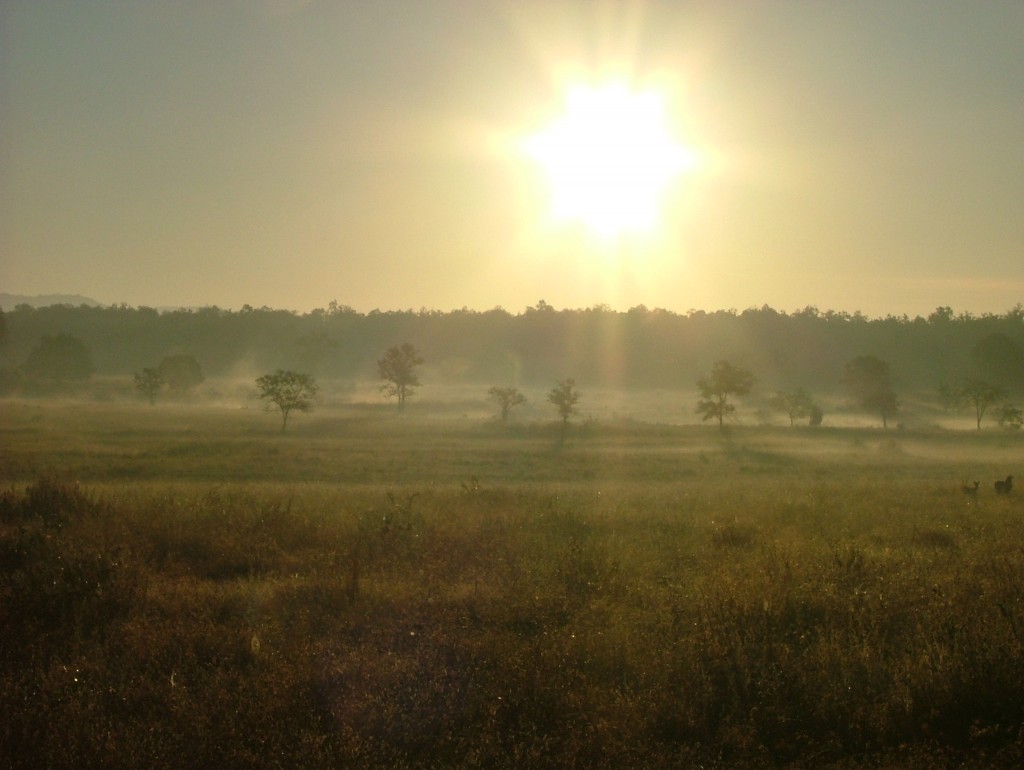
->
[1,398,1023,768]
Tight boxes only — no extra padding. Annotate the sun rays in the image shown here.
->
[522,80,697,240]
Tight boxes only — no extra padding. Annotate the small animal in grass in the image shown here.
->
[994,475,1014,495]
[962,480,979,497]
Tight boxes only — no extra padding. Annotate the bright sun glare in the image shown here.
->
[523,82,695,239]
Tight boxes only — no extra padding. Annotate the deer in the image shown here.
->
[962,480,979,497]
[994,475,1014,495]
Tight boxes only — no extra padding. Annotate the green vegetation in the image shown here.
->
[20,332,94,388]
[133,367,164,405]
[547,378,581,438]
[1,400,1022,768]
[843,355,900,429]
[996,403,1023,430]
[255,369,319,431]
[2,303,1023,402]
[696,360,755,428]
[944,378,1007,430]
[770,387,819,427]
[156,353,205,393]
[378,343,424,413]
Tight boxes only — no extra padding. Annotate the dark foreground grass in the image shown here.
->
[2,468,1023,769]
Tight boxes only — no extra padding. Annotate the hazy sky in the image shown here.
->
[3,1,1022,317]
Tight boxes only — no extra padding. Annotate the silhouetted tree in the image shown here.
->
[547,378,580,436]
[488,385,527,421]
[943,378,1006,429]
[808,404,824,427]
[843,355,899,428]
[22,333,94,385]
[996,403,1022,430]
[256,370,318,431]
[696,360,754,428]
[157,354,204,393]
[769,387,816,426]
[378,343,424,413]
[134,367,164,405]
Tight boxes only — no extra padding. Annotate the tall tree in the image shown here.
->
[378,343,424,413]
[843,355,899,428]
[696,360,754,428]
[256,370,319,431]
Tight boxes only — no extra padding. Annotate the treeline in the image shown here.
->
[1,301,1023,396]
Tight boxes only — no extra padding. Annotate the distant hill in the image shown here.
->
[0,293,101,310]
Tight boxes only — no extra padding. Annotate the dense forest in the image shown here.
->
[1,301,1023,400]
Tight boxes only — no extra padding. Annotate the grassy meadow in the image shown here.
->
[1,392,1023,768]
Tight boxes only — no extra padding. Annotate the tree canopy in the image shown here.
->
[971,333,1024,393]
[696,360,754,428]
[942,378,1006,429]
[547,379,581,433]
[769,388,817,427]
[256,370,319,430]
[2,302,1023,403]
[157,354,204,392]
[488,386,527,421]
[134,367,164,405]
[378,343,424,412]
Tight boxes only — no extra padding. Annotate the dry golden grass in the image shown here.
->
[1,398,1022,768]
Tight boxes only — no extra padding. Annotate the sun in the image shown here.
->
[523,81,695,239]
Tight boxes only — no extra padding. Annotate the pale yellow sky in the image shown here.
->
[2,1,1022,317]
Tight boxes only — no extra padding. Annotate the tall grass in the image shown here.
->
[1,402,1022,767]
